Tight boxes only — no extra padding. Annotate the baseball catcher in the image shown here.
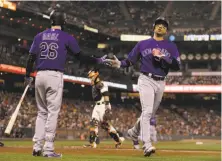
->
[84,69,124,148]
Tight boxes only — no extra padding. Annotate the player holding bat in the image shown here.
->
[25,5,107,158]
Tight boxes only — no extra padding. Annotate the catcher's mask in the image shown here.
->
[88,70,100,85]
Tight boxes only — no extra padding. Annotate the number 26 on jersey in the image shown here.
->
[40,42,58,60]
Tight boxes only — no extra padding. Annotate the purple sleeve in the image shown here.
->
[29,36,38,55]
[68,36,81,54]
[170,43,180,62]
[121,42,140,67]
[161,43,181,70]
[162,43,180,65]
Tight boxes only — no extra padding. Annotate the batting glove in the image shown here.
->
[24,77,33,86]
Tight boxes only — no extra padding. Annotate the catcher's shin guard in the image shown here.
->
[109,131,120,143]
[88,118,99,148]
[89,130,98,144]
[109,126,124,148]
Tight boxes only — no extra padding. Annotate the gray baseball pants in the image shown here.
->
[33,70,63,155]
[130,73,165,149]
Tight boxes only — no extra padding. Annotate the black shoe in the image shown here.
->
[32,150,42,156]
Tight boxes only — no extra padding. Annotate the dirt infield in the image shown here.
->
[0,146,220,157]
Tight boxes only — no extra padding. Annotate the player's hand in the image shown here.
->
[152,48,164,57]
[105,55,121,68]
[97,55,109,65]
[24,77,33,86]
[152,48,164,61]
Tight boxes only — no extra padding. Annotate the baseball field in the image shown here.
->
[0,139,220,161]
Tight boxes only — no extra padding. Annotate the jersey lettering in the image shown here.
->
[40,42,58,60]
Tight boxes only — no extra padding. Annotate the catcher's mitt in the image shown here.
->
[103,109,112,122]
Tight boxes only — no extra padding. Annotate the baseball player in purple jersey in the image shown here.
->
[24,6,107,158]
[106,17,180,157]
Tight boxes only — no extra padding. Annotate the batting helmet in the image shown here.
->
[153,17,169,30]
[50,5,66,29]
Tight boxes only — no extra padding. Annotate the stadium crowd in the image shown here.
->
[14,1,221,36]
[0,92,221,139]
[166,76,221,85]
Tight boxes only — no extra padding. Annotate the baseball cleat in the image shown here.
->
[127,129,140,149]
[119,137,125,142]
[83,144,91,148]
[91,142,97,148]
[43,152,62,158]
[144,146,156,157]
[83,143,97,148]
[133,140,140,150]
[32,150,42,156]
[115,137,125,149]
[83,142,97,148]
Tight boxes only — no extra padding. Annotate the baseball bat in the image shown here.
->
[4,84,31,135]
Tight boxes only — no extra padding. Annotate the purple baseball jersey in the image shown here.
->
[29,29,80,72]
[121,38,180,76]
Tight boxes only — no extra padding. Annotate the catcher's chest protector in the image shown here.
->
[92,85,102,101]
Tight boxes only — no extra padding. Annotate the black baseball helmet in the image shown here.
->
[50,5,66,29]
[153,17,169,30]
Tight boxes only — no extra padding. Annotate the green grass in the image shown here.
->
[0,140,221,161]
[0,153,220,161]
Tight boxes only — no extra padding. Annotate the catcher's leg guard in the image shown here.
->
[109,127,125,148]
[88,118,99,148]
[101,122,124,148]
[109,126,120,143]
